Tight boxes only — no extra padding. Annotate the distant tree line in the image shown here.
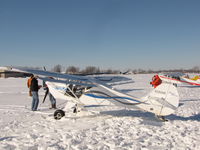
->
[51,64,200,74]
[51,65,121,75]
[132,66,200,74]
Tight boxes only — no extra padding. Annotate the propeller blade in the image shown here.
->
[43,88,49,103]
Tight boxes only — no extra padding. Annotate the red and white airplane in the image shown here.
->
[158,72,200,86]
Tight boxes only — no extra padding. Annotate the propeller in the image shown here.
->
[42,87,49,103]
[42,66,48,103]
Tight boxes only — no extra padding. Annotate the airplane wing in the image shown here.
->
[92,75,134,86]
[8,66,97,87]
[39,76,96,87]
[93,75,132,82]
[6,66,133,87]
[10,67,89,80]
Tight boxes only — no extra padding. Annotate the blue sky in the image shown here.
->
[0,0,200,71]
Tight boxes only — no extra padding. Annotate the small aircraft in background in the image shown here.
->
[3,67,180,121]
[158,72,200,86]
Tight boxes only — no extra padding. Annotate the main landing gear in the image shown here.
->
[54,109,65,120]
[72,104,81,113]
[54,104,80,120]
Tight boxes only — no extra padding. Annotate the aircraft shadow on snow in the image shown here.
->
[99,109,164,126]
[179,85,200,88]
[170,99,200,121]
[119,88,144,93]
[109,81,135,86]
[178,98,200,107]
[0,136,17,141]
[99,107,200,124]
[168,114,200,122]
[180,99,200,102]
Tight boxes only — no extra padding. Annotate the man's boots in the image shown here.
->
[50,104,57,109]
[52,104,56,109]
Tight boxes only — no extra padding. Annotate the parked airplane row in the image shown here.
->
[1,67,199,121]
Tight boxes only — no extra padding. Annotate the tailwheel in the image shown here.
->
[156,115,168,122]
[54,109,65,120]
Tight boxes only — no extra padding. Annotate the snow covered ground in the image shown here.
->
[1,74,200,150]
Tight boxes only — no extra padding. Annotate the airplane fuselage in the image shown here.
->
[159,75,200,86]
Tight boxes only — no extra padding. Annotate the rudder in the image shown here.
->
[140,83,179,116]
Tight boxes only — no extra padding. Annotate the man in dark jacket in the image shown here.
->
[30,76,41,111]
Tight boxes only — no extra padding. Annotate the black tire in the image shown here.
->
[73,107,77,113]
[54,109,65,120]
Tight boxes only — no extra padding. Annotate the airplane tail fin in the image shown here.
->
[140,83,179,116]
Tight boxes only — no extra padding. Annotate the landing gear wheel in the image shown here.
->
[156,115,168,122]
[54,109,65,120]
